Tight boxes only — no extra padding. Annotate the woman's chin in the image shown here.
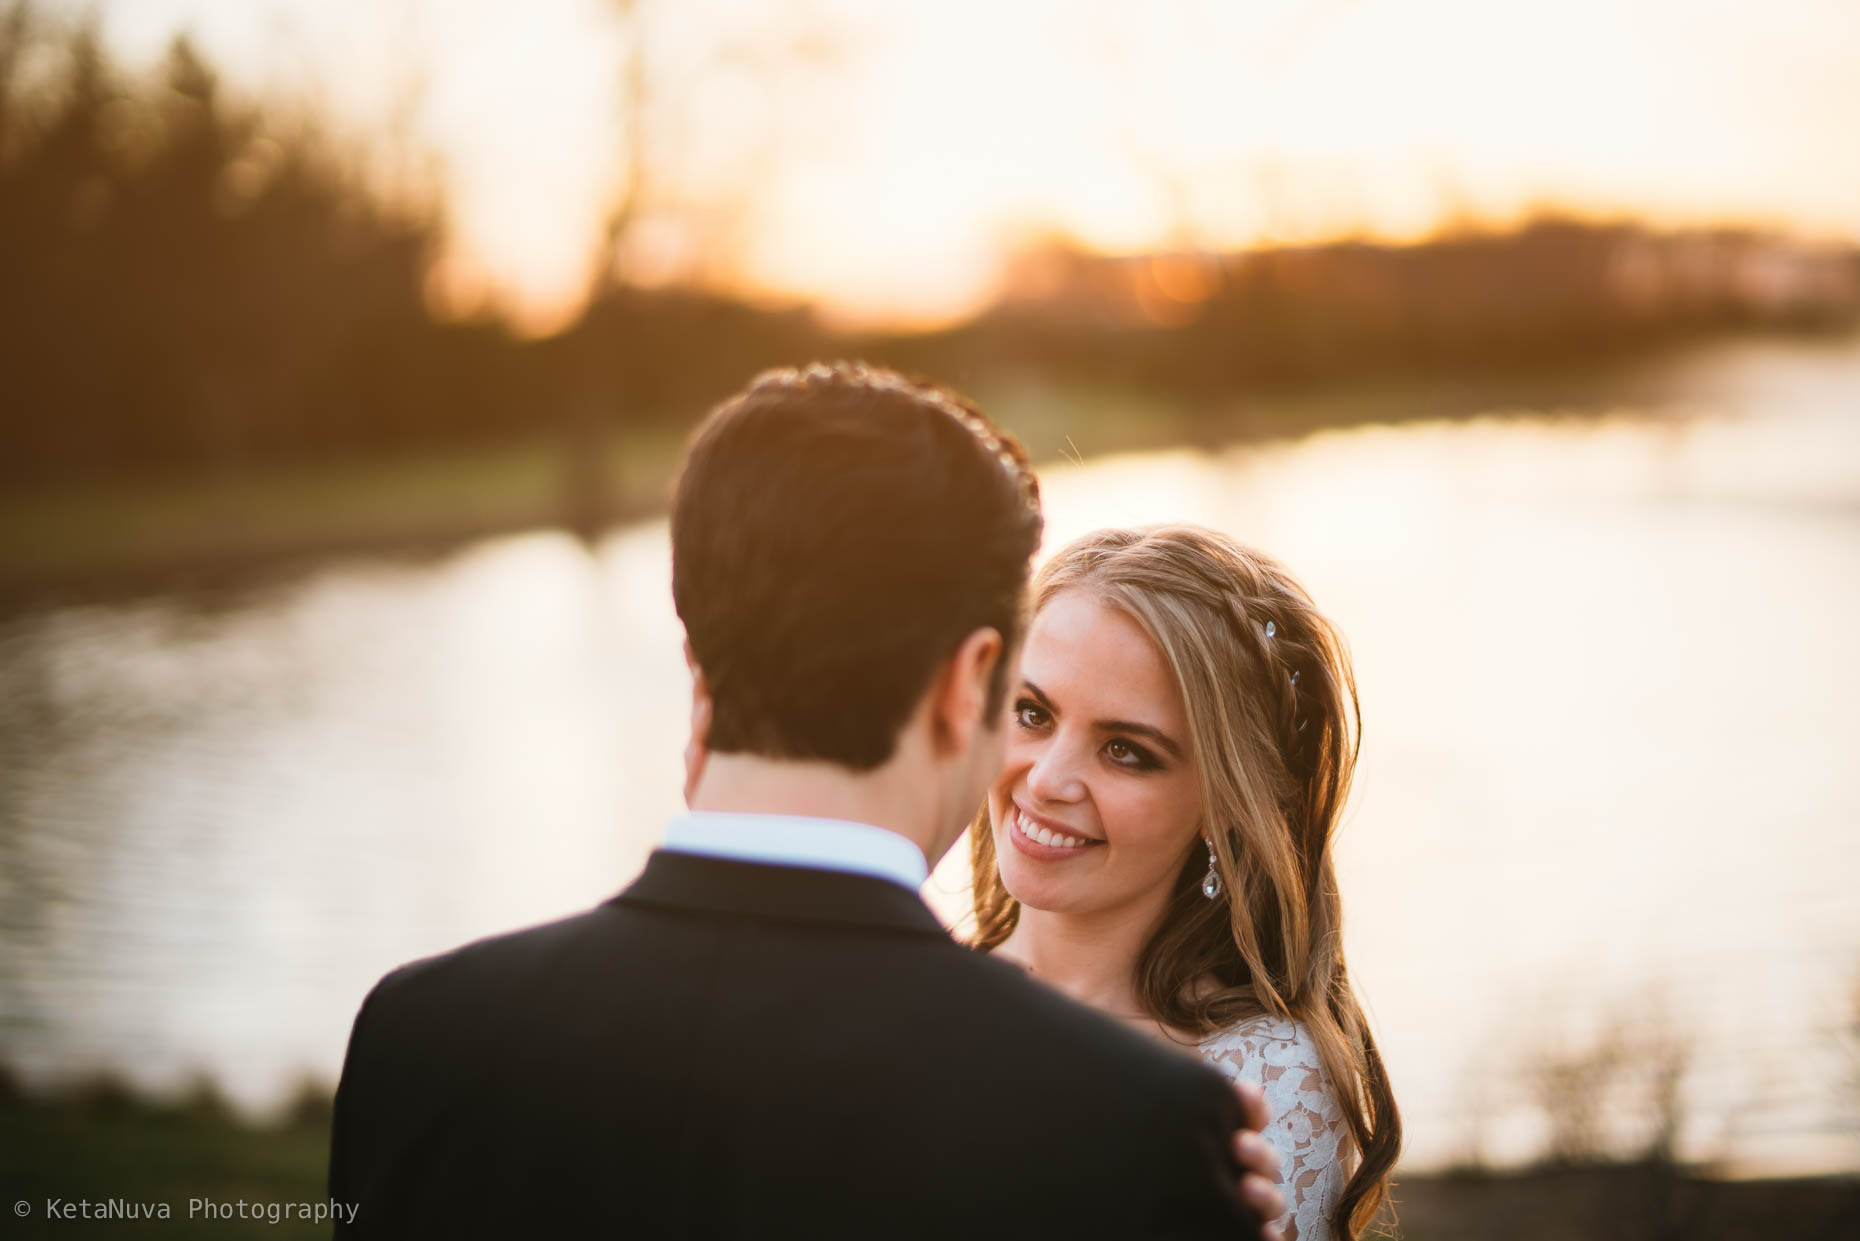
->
[998,857,1086,915]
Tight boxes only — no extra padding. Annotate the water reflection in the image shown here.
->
[0,530,686,1113]
[1,340,1857,1175]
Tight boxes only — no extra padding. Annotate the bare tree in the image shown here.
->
[590,0,852,297]
[589,0,646,299]
[1845,968,1860,1137]
[1525,998,1692,1168]
[562,1,853,540]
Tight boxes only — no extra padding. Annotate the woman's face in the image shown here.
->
[988,588,1205,919]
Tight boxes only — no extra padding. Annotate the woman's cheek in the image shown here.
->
[1106,785,1188,863]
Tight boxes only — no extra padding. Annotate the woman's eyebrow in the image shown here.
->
[1096,717,1183,759]
[1020,678,1183,759]
[1021,679,1058,712]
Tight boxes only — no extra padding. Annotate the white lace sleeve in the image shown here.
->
[1199,1017,1352,1241]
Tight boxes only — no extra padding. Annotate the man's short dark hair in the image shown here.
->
[672,362,1043,771]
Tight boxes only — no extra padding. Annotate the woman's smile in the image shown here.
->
[1007,801,1104,857]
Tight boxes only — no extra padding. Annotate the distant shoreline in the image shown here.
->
[3,330,1855,614]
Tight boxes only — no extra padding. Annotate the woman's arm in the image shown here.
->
[1202,1022,1353,1241]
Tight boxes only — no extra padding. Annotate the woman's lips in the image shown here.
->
[1007,805,1103,861]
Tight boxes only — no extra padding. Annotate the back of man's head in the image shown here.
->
[672,362,1043,771]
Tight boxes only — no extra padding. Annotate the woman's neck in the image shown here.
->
[998,896,1171,1029]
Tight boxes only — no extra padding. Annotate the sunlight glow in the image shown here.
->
[76,0,1860,328]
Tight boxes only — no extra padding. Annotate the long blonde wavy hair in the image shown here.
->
[969,525,1400,1238]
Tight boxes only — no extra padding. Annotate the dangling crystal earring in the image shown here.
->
[1201,836,1222,900]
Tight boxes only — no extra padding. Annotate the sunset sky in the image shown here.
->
[70,0,1860,331]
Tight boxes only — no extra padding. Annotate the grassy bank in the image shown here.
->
[0,427,690,607]
[0,1089,332,1239]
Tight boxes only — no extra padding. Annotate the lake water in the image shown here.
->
[2,337,1858,1174]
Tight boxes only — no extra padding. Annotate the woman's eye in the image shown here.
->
[1012,700,1049,729]
[1105,739,1157,770]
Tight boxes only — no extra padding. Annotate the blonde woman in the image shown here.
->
[972,525,1400,1241]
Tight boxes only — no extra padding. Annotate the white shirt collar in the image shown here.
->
[661,811,930,893]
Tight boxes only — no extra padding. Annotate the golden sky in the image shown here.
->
[82,0,1860,331]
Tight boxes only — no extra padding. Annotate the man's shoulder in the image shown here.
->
[914,948,1229,1097]
[356,902,623,1024]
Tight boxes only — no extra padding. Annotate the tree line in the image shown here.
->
[3,6,1854,490]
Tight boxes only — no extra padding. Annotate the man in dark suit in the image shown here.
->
[329,363,1284,1238]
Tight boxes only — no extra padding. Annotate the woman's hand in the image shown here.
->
[1231,1080,1286,1240]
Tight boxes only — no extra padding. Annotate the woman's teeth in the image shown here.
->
[1017,809,1093,849]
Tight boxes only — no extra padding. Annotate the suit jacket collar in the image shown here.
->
[611,849,952,941]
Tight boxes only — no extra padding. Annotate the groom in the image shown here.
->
[329,363,1283,1238]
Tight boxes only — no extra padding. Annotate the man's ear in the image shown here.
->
[683,640,713,807]
[929,626,1004,757]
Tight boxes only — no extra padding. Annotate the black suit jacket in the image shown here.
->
[329,849,1259,1239]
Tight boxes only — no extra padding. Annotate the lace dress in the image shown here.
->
[1199,1016,1351,1241]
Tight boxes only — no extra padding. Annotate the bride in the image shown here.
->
[971,525,1401,1241]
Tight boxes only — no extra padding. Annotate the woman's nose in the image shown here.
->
[1025,739,1086,804]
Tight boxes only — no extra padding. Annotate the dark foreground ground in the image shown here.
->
[1392,1164,1860,1241]
[2,1091,1855,1239]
